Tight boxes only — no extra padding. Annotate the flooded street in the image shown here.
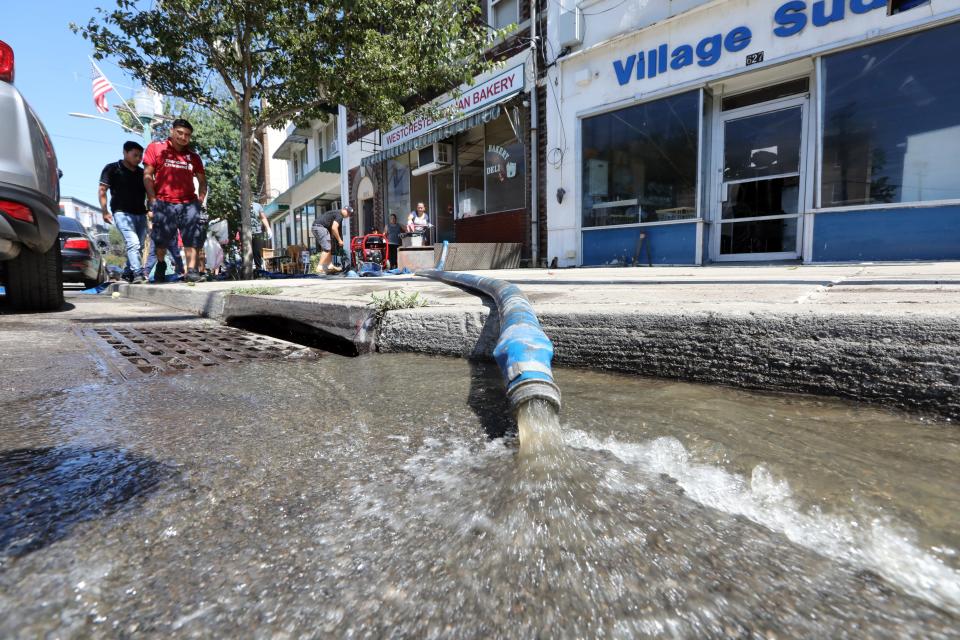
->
[1,325,958,637]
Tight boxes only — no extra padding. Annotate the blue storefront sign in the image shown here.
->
[613,0,889,86]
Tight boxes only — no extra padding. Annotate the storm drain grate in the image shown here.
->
[80,325,318,380]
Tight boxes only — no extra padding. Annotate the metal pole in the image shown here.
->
[139,114,153,270]
[337,104,351,256]
[140,116,152,146]
[529,0,539,268]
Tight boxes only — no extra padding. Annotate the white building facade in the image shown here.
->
[545,0,960,266]
[265,115,343,252]
[59,196,106,234]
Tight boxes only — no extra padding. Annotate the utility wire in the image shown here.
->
[547,0,629,16]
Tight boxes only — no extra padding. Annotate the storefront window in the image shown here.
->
[303,202,316,250]
[386,152,411,220]
[484,115,526,214]
[581,90,699,228]
[292,207,303,246]
[457,128,485,219]
[489,0,518,30]
[821,21,960,207]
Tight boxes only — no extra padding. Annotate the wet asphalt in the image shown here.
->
[0,289,958,638]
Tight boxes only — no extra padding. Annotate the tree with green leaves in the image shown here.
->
[74,0,500,278]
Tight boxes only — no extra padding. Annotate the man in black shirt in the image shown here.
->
[311,205,352,274]
[99,141,148,283]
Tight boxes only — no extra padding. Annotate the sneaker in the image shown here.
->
[131,273,146,284]
[185,269,202,283]
[152,260,167,283]
[323,265,343,275]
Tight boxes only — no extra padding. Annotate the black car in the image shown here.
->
[0,39,63,310]
[58,216,106,289]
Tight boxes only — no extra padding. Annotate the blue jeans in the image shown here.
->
[114,212,148,276]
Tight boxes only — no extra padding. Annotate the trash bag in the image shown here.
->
[205,236,224,272]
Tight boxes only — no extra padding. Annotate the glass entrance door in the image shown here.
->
[714,97,808,260]
[431,169,456,244]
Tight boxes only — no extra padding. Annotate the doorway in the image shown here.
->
[431,169,456,244]
[356,176,375,236]
[711,93,810,261]
[360,199,374,235]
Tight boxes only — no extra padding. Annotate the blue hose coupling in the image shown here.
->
[495,322,562,412]
[419,250,561,414]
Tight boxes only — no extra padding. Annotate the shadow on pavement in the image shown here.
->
[0,301,75,316]
[0,446,174,564]
[467,359,516,440]
[466,298,516,439]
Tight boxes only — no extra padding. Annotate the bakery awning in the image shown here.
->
[360,64,526,167]
[361,102,507,167]
[361,104,510,167]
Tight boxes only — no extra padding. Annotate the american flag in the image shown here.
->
[91,62,113,114]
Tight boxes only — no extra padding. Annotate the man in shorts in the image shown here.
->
[311,205,352,275]
[143,118,208,283]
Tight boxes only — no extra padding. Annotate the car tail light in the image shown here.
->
[0,200,33,223]
[64,237,91,251]
[0,40,13,83]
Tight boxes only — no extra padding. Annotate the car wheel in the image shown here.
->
[83,264,106,290]
[6,242,65,311]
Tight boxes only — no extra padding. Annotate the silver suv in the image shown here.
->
[0,38,63,311]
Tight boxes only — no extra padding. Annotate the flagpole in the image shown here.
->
[89,57,143,129]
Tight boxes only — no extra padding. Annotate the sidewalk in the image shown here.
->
[112,262,960,421]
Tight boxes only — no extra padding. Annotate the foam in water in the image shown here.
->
[564,430,960,615]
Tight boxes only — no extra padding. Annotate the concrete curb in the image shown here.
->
[111,282,959,422]
[380,307,959,422]
[111,282,227,319]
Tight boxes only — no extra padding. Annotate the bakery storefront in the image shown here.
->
[552,0,960,266]
[362,62,530,252]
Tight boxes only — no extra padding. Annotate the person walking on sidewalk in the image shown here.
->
[250,200,273,272]
[144,231,185,282]
[143,118,207,283]
[311,205,352,275]
[99,141,148,283]
[383,213,402,268]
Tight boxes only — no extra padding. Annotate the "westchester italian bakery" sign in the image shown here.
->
[382,64,525,149]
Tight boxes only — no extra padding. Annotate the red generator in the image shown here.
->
[350,232,389,275]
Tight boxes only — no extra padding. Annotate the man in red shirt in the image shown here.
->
[143,118,208,283]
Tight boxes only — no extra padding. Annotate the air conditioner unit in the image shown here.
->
[558,7,583,49]
[412,143,453,176]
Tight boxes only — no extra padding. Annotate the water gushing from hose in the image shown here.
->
[419,242,561,454]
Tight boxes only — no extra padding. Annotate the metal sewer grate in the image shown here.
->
[80,325,318,380]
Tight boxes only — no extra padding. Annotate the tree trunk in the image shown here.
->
[239,107,254,279]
